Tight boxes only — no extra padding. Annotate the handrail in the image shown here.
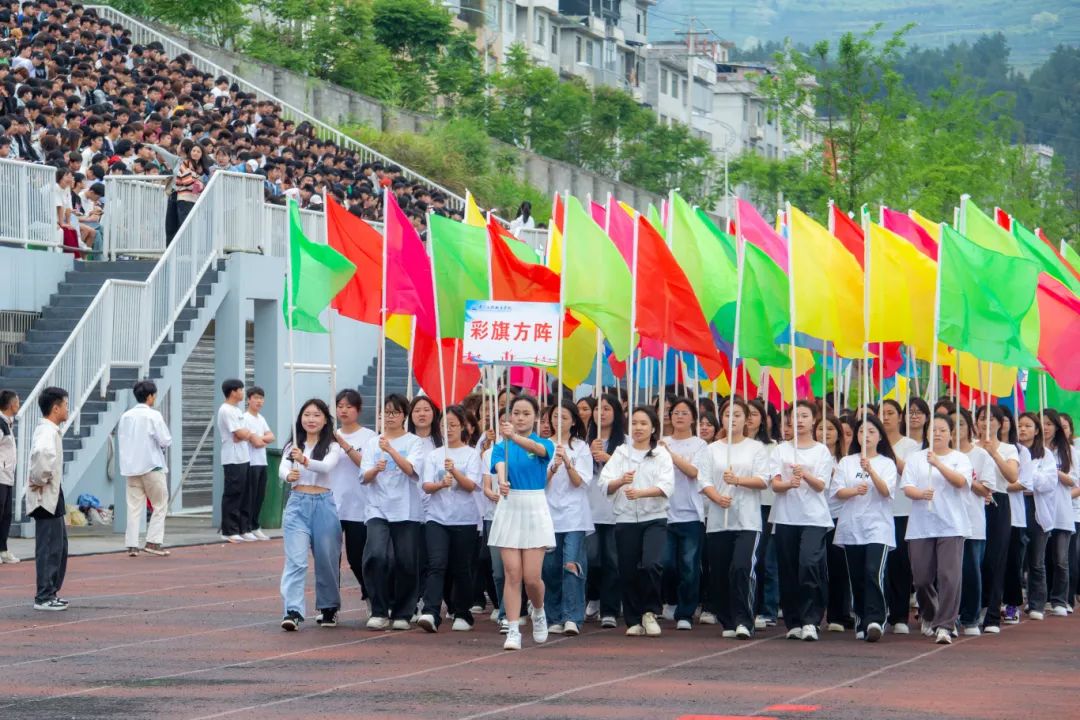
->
[0,158,63,250]
[88,4,468,212]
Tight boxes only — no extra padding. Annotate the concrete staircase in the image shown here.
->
[356,341,414,428]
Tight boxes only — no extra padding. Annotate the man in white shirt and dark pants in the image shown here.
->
[218,379,254,542]
[242,386,274,541]
[27,387,69,611]
[0,390,20,564]
[118,380,173,557]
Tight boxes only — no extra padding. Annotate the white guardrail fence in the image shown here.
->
[0,158,64,250]
[102,175,171,259]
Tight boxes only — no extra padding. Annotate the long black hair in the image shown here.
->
[1042,409,1072,474]
[668,396,698,436]
[1018,412,1046,461]
[553,399,587,445]
[290,398,334,461]
[588,391,626,452]
[443,404,469,446]
[630,405,661,457]
[955,407,976,446]
[907,397,932,449]
[996,403,1019,445]
[848,414,897,463]
[408,395,443,448]
[815,415,845,462]
[976,404,1007,447]
[747,397,775,444]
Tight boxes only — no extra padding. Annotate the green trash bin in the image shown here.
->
[258,448,289,530]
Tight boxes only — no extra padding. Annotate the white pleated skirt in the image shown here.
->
[489,489,556,550]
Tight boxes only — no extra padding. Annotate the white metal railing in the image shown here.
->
[12,172,266,517]
[102,175,170,259]
[89,5,468,212]
[0,158,62,249]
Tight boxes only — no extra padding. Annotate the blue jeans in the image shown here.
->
[281,491,342,617]
[663,521,704,621]
[543,530,588,625]
[960,538,986,627]
[485,519,506,620]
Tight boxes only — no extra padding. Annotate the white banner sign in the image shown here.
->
[463,300,560,367]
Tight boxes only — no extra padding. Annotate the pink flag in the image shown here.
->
[605,199,635,267]
[510,366,545,395]
[736,199,788,272]
[385,193,436,336]
[880,207,937,260]
[590,200,607,229]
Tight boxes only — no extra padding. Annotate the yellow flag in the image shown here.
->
[868,223,936,360]
[884,375,909,402]
[464,191,486,228]
[943,350,1017,396]
[788,206,864,358]
[386,314,413,350]
[547,312,596,388]
[909,210,941,243]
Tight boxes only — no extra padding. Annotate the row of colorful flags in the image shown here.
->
[280,184,1080,419]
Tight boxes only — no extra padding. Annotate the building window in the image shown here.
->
[585,39,594,66]
[636,12,642,34]
[576,35,583,63]
[536,14,546,46]
[551,26,559,53]
[660,68,668,94]
[672,74,679,99]
[681,79,687,99]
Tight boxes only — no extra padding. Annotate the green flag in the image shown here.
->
[669,193,738,328]
[1012,220,1080,297]
[739,240,791,368]
[1025,370,1080,418]
[505,235,541,265]
[1060,241,1080,275]
[938,225,1039,367]
[429,213,489,339]
[962,199,1021,256]
[563,195,633,360]
[647,204,665,240]
[283,200,356,333]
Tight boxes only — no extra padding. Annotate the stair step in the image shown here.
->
[27,317,79,332]
[17,340,64,355]
[7,353,58,367]
[74,259,158,273]
[50,294,102,308]
[62,437,82,452]
[1,366,47,379]
[24,330,76,343]
[38,307,88,322]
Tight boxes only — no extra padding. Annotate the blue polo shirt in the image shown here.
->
[491,434,553,491]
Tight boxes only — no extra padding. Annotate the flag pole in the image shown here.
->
[323,188,338,413]
[406,317,415,401]
[927,222,944,405]
[377,191,390,435]
[784,202,798,463]
[861,206,870,457]
[284,199,299,461]
[426,209,450,445]
[557,191,569,440]
[628,210,640,414]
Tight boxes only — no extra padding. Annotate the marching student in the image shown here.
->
[1033,411,1075,617]
[660,398,707,630]
[576,397,596,435]
[117,380,173,557]
[542,400,594,636]
[417,406,482,633]
[242,387,274,542]
[407,395,442,615]
[768,400,836,641]
[0,390,19,564]
[954,409,994,635]
[27,387,70,611]
[279,399,344,631]
[902,415,973,645]
[699,398,769,639]
[217,379,255,543]
[361,394,426,631]
[698,410,719,444]
[749,398,781,630]
[481,407,510,631]
[329,389,376,603]
[817,414,852,633]
[882,398,924,635]
[831,416,897,642]
[489,395,555,651]
[586,392,625,628]
[975,404,1020,633]
[601,406,675,637]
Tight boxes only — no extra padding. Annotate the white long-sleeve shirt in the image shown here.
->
[278,441,343,491]
[599,444,675,524]
[117,403,172,477]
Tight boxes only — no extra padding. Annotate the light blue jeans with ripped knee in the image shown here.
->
[542,530,588,626]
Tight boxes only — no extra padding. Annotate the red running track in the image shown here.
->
[0,540,1077,720]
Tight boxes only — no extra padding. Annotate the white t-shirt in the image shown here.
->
[975,441,1019,494]
[901,449,973,539]
[329,426,376,522]
[421,445,482,527]
[663,435,708,524]
[545,438,595,534]
[1011,444,1033,528]
[217,403,250,465]
[964,445,996,541]
[767,441,835,529]
[760,441,777,506]
[1033,448,1073,532]
[241,411,271,467]
[831,454,897,548]
[360,433,426,523]
[698,437,769,533]
[891,436,922,517]
[588,436,618,525]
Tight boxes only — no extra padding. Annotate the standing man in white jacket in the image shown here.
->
[27,387,69,611]
[0,390,20,564]
[118,380,173,557]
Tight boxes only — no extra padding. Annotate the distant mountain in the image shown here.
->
[649,0,1079,71]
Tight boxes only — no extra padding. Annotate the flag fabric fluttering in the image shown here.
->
[867,222,936,360]
[1059,240,1080,276]
[326,195,381,325]
[669,192,738,329]
[283,199,356,333]
[739,240,791,368]
[829,203,865,267]
[1008,218,1080,297]
[737,198,788,272]
[429,213,489,340]
[880,207,938,260]
[464,190,487,228]
[1035,274,1080,391]
[385,192,437,337]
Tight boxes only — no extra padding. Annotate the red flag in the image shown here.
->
[326,196,382,325]
[994,207,1012,231]
[411,330,479,409]
[385,193,436,336]
[1036,274,1080,391]
[1036,227,1080,284]
[829,204,865,268]
[635,215,728,380]
[881,208,937,260]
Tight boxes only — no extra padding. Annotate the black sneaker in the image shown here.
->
[315,608,338,628]
[281,610,303,631]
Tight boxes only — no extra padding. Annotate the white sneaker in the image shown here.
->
[33,599,67,611]
[0,551,20,563]
[601,616,617,629]
[855,631,865,640]
[240,532,258,542]
[921,620,934,637]
[983,625,1001,634]
[531,608,549,643]
[735,624,752,639]
[801,624,818,641]
[452,617,472,631]
[866,623,883,642]
[470,605,484,614]
[722,629,736,638]
[892,622,910,635]
[564,621,580,636]
[676,619,692,631]
[1029,610,1045,621]
[827,622,845,632]
[226,534,244,543]
[585,600,600,621]
[490,609,500,623]
[252,529,270,541]
[1051,605,1069,617]
[786,627,804,640]
[503,625,522,650]
[547,623,564,635]
[754,615,767,630]
[499,619,510,634]
[391,619,411,631]
[935,628,952,644]
[417,614,438,633]
[962,625,981,636]
[366,616,390,630]
[625,624,645,636]
[699,611,718,625]
[642,612,662,636]
[662,604,676,621]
